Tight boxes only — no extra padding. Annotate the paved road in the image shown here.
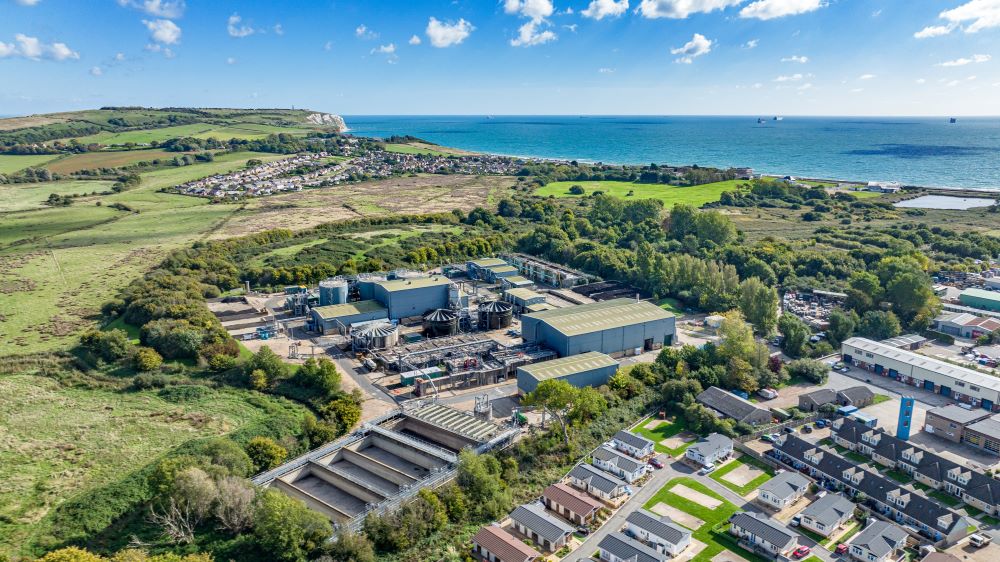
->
[329,348,397,405]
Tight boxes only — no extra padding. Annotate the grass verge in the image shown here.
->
[709,455,775,496]
[631,415,693,456]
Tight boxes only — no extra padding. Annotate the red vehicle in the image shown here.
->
[648,458,664,469]
[793,546,812,558]
[835,544,849,555]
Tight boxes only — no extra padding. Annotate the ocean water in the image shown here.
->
[343,116,1000,190]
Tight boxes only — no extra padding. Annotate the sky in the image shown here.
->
[0,0,999,116]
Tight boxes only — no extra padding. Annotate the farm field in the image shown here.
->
[0,180,116,212]
[0,154,60,174]
[43,149,178,174]
[535,179,747,208]
[71,122,317,145]
[384,142,476,156]
[0,373,308,556]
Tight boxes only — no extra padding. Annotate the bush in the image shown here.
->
[253,489,332,561]
[80,329,134,363]
[245,436,287,472]
[786,358,829,385]
[208,354,237,372]
[244,346,289,385]
[132,347,163,372]
[132,373,170,390]
[568,185,585,195]
[157,385,210,403]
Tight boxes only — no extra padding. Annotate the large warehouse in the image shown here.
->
[520,298,675,357]
[516,351,619,394]
[311,300,388,334]
[959,288,1000,313]
[372,276,453,320]
[842,337,1000,411]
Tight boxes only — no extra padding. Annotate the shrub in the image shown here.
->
[80,329,134,363]
[132,373,170,390]
[132,347,163,372]
[786,358,829,385]
[157,385,210,403]
[253,489,332,561]
[245,436,287,472]
[568,185,585,195]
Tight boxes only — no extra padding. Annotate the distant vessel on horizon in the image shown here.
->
[950,117,957,123]
[773,116,783,121]
[757,118,765,124]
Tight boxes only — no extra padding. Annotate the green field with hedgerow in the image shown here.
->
[535,179,748,207]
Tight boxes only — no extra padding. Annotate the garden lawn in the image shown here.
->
[632,415,693,456]
[872,394,891,405]
[929,490,963,507]
[535,179,748,208]
[709,455,775,496]
[644,478,765,562]
[885,469,913,484]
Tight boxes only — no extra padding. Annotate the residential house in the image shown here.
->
[509,502,575,552]
[799,494,855,538]
[542,483,603,526]
[799,389,838,412]
[624,508,692,556]
[684,433,734,468]
[848,520,908,562]
[697,386,774,426]
[472,525,543,562]
[613,430,655,459]
[799,386,875,412]
[569,463,629,501]
[728,512,799,559]
[598,532,669,562]
[838,386,876,408]
[756,471,810,511]
[593,446,648,483]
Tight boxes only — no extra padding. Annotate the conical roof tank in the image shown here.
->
[423,308,459,338]
[478,300,513,330]
[352,322,398,350]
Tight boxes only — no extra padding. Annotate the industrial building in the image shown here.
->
[923,404,992,443]
[311,300,388,334]
[373,276,455,320]
[933,311,1000,339]
[501,253,590,288]
[959,288,1000,312]
[501,275,534,290]
[516,351,619,394]
[467,257,508,280]
[841,337,1000,411]
[504,288,547,313]
[520,298,675,357]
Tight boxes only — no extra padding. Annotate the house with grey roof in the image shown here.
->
[799,388,838,412]
[569,463,628,501]
[598,532,669,562]
[509,502,575,552]
[756,471,810,511]
[613,430,655,459]
[624,508,692,556]
[848,520,907,562]
[684,433,733,468]
[799,494,855,537]
[799,386,874,412]
[697,386,773,426]
[728,512,799,559]
[593,446,648,483]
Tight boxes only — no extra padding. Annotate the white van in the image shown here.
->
[970,534,992,548]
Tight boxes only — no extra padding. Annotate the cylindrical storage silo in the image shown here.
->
[478,300,513,330]
[423,308,459,338]
[390,269,429,280]
[352,322,399,350]
[356,273,386,301]
[319,278,349,306]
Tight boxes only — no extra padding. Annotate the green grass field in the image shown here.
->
[0,154,61,174]
[656,297,685,315]
[845,190,883,199]
[0,180,115,212]
[535,179,747,208]
[72,123,314,145]
[384,143,453,156]
[44,149,178,174]
[631,415,694,456]
[709,455,774,496]
[0,373,308,556]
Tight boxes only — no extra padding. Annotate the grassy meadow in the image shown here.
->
[44,149,179,174]
[0,154,60,174]
[0,180,117,212]
[535,179,747,208]
[383,142,476,156]
[71,122,316,146]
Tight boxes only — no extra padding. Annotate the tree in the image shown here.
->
[303,413,338,448]
[456,450,510,519]
[215,475,256,534]
[170,467,218,524]
[245,346,289,385]
[717,310,756,364]
[80,329,134,362]
[568,386,607,424]
[738,277,779,335]
[322,532,376,562]
[846,271,882,312]
[322,395,362,433]
[827,308,859,346]
[245,436,287,472]
[857,310,901,340]
[786,359,829,385]
[777,314,810,358]
[254,489,332,562]
[568,184,585,195]
[522,379,577,446]
[295,357,341,398]
[884,271,938,328]
[249,369,269,391]
[132,347,163,372]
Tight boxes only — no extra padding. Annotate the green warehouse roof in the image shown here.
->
[506,288,544,301]
[469,258,507,268]
[504,275,532,285]
[519,352,618,382]
[962,288,1000,302]
[377,276,451,292]
[486,265,519,274]
[312,300,386,320]
[526,303,556,313]
[523,298,673,336]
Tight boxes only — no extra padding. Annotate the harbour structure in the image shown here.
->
[516,351,619,395]
[520,298,675,357]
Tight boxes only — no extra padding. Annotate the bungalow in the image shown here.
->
[756,471,810,511]
[728,512,799,559]
[697,386,773,426]
[569,463,629,501]
[472,524,544,562]
[509,502,575,552]
[542,483,603,526]
[598,532,669,562]
[613,430,655,459]
[684,433,734,468]
[624,508,692,556]
[848,520,908,562]
[799,494,855,538]
[593,446,648,483]
[798,386,875,412]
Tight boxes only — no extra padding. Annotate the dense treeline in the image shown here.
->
[513,160,743,187]
[157,133,366,156]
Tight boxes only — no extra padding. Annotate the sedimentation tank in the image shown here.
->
[478,300,513,330]
[351,322,399,350]
[423,308,459,338]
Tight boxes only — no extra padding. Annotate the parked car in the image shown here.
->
[577,527,590,536]
[790,515,801,527]
[970,534,992,548]
[648,458,664,469]
[801,425,813,434]
[836,544,849,554]
[815,419,827,428]
[783,426,797,434]
[793,546,811,558]
[698,464,716,475]
[839,366,850,373]
[762,434,776,443]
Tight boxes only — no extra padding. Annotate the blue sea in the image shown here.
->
[343,116,1000,191]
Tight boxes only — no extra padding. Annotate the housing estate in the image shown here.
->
[755,471,810,511]
[542,483,603,526]
[613,430,655,459]
[728,512,799,559]
[472,524,543,562]
[592,446,648,483]
[598,532,669,562]
[684,433,733,468]
[568,463,629,501]
[624,508,692,556]
[696,386,773,426]
[799,493,855,538]
[509,502,575,552]
[848,520,908,562]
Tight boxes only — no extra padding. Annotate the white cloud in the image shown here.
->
[324,41,333,51]
[797,82,813,90]
[914,25,955,39]
[143,18,181,44]
[946,79,960,87]
[355,24,377,40]
[504,0,555,20]
[144,43,174,58]
[563,23,579,32]
[425,17,474,48]
[850,87,863,93]
[226,57,237,65]
[118,0,185,18]
[743,39,759,49]
[871,9,882,17]
[115,52,126,61]
[15,0,42,5]
[408,34,422,45]
[968,75,977,80]
[915,78,927,84]
[227,13,255,38]
[637,0,741,18]
[739,0,825,20]
[774,73,804,82]
[582,0,629,20]
[940,0,1000,33]
[90,66,102,76]
[511,19,557,46]
[599,67,615,73]
[936,53,991,66]
[859,73,876,79]
[671,33,712,64]
[273,24,284,36]
[781,55,808,63]
[0,33,79,60]
[371,43,396,54]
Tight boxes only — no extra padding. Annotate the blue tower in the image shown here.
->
[897,396,915,440]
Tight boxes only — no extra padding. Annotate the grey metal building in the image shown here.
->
[520,298,675,357]
[516,352,618,394]
[372,276,452,320]
[311,300,388,334]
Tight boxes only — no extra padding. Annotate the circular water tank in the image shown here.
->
[423,308,459,338]
[356,273,386,301]
[352,322,399,350]
[478,300,513,330]
[319,278,349,306]
[390,269,429,280]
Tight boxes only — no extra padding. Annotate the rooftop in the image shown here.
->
[927,404,992,425]
[598,532,670,562]
[843,338,1000,393]
[504,275,532,285]
[506,288,545,300]
[377,276,451,292]
[406,402,501,443]
[518,352,618,382]
[962,288,1000,302]
[759,471,810,499]
[966,414,1000,438]
[522,298,673,336]
[626,508,691,545]
[850,520,908,558]
[509,502,575,543]
[487,264,519,273]
[311,299,387,320]
[473,525,541,562]
[543,482,603,516]
[469,258,507,268]
[730,512,797,549]
[800,493,854,528]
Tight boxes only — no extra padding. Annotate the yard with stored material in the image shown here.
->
[534,179,748,208]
